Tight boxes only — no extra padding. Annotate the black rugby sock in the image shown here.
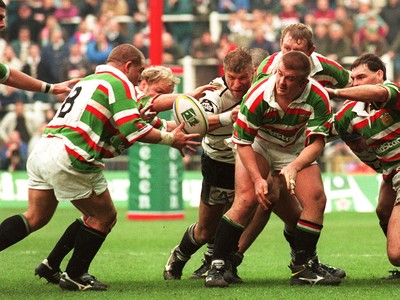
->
[47,219,83,269]
[0,214,30,251]
[178,223,202,258]
[212,216,244,262]
[66,225,106,278]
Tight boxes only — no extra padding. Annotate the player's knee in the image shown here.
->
[375,205,391,225]
[388,249,400,267]
[23,211,52,232]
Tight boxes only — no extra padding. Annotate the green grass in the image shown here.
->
[0,206,398,299]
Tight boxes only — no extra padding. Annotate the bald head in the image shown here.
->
[107,44,145,68]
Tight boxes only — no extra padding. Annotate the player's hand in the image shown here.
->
[279,166,297,195]
[171,122,201,157]
[188,84,218,100]
[231,105,240,122]
[254,178,271,210]
[138,103,157,122]
[52,78,81,94]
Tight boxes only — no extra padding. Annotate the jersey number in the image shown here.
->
[57,86,82,118]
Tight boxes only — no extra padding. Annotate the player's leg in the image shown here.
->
[163,200,226,280]
[0,188,58,251]
[289,165,341,286]
[59,188,116,291]
[35,216,87,284]
[205,152,270,287]
[386,173,400,275]
[376,179,396,237]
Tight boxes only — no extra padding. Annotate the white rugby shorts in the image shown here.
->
[27,137,108,202]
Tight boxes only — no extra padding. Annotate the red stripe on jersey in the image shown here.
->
[353,111,384,131]
[310,84,330,113]
[261,53,279,74]
[116,113,141,127]
[247,78,269,113]
[97,71,132,99]
[64,146,104,168]
[335,101,357,121]
[97,84,108,96]
[236,118,257,135]
[87,104,108,124]
[381,151,400,163]
[316,54,343,70]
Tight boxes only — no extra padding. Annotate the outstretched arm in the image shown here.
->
[5,68,80,95]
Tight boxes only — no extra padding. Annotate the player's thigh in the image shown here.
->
[24,189,58,231]
[387,205,400,265]
[295,164,326,211]
[196,201,227,240]
[72,189,117,232]
[376,179,396,221]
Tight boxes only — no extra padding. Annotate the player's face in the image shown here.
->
[280,34,314,56]
[275,62,308,100]
[0,8,6,30]
[351,64,384,86]
[140,80,174,95]
[225,69,252,99]
[127,62,145,85]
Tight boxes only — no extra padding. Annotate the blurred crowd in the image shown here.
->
[0,0,398,172]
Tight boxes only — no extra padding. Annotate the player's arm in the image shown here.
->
[207,105,239,132]
[151,84,217,112]
[4,65,79,94]
[138,122,201,157]
[280,137,325,194]
[326,85,389,103]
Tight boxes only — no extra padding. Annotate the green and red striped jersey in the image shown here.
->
[332,81,400,179]
[255,52,352,88]
[44,64,153,172]
[233,74,332,148]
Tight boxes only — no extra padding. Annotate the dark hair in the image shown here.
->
[280,50,311,78]
[281,23,314,51]
[223,47,253,73]
[107,44,145,68]
[0,1,5,9]
[350,53,387,80]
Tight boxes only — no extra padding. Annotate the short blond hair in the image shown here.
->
[139,66,180,87]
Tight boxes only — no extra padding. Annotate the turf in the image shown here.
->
[0,206,397,299]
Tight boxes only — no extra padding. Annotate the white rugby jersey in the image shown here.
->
[199,77,242,164]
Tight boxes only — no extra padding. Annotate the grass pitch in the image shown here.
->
[0,205,398,299]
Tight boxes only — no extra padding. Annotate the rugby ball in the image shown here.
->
[173,95,209,137]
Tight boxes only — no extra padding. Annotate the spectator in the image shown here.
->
[2,45,22,71]
[0,86,29,118]
[305,0,336,27]
[227,8,253,48]
[86,31,113,66]
[274,0,305,28]
[379,0,400,45]
[132,32,148,58]
[8,3,42,43]
[78,0,101,18]
[105,19,126,47]
[127,0,148,37]
[38,28,69,83]
[190,31,219,59]
[99,0,129,17]
[60,43,92,82]
[55,0,80,38]
[325,23,353,63]
[0,130,28,171]
[312,22,330,56]
[22,43,42,79]
[0,100,41,144]
[10,26,32,66]
[358,15,388,57]
[218,0,250,13]
[248,27,276,55]
[32,0,56,27]
[334,5,356,44]
[164,0,194,55]
[162,31,185,65]
[54,0,79,21]
[69,19,94,56]
[39,14,62,47]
